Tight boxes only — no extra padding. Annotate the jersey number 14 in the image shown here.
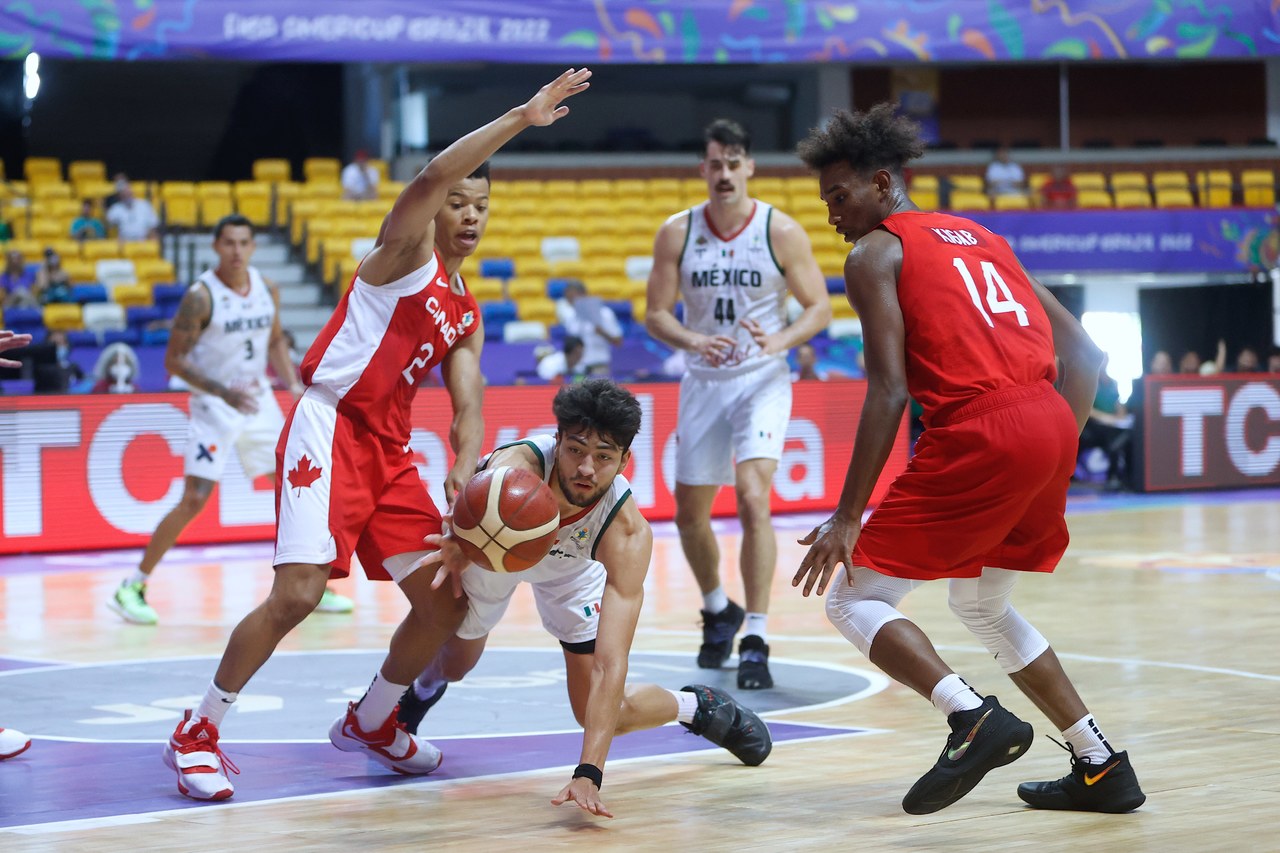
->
[952,258,1029,328]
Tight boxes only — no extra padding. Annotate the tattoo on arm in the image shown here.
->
[166,286,225,397]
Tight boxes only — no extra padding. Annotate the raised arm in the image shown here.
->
[552,498,653,818]
[165,283,258,413]
[439,325,486,506]
[793,230,907,596]
[742,210,832,354]
[358,68,591,286]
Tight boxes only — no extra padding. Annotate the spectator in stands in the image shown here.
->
[41,329,87,393]
[1078,357,1132,491]
[70,199,106,241]
[105,172,130,208]
[341,149,380,200]
[536,335,585,383]
[1148,350,1173,375]
[91,341,141,394]
[984,145,1026,196]
[555,279,622,375]
[791,342,828,381]
[1179,350,1202,374]
[1234,345,1261,372]
[1040,165,1077,210]
[1268,348,1280,373]
[0,216,12,242]
[34,249,72,305]
[106,181,159,242]
[1,249,38,309]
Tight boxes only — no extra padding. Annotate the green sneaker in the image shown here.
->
[315,586,354,614]
[109,580,158,625]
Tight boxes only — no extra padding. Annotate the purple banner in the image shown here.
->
[968,209,1279,274]
[2,1,1276,64]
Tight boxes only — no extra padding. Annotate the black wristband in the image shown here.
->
[572,763,603,789]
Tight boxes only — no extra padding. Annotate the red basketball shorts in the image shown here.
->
[273,390,442,580]
[853,381,1078,581]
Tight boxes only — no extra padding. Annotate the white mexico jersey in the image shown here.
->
[189,266,275,395]
[677,200,788,377]
[485,434,633,576]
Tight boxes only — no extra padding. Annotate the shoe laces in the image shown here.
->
[177,719,240,777]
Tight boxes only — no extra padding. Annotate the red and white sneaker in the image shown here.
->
[163,710,239,801]
[328,702,443,775]
[0,727,31,760]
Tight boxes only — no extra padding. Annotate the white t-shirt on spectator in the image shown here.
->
[556,297,621,370]
[107,199,159,241]
[341,163,379,199]
[537,351,570,382]
[985,161,1025,196]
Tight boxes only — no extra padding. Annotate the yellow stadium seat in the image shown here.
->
[368,159,390,183]
[288,199,322,245]
[112,283,154,308]
[81,240,122,262]
[43,302,83,331]
[580,197,614,218]
[949,190,991,210]
[752,177,787,197]
[377,180,405,199]
[829,293,857,319]
[31,182,73,200]
[303,158,341,184]
[518,298,558,325]
[234,181,273,227]
[252,159,292,184]
[507,279,545,300]
[1152,171,1190,191]
[62,258,97,284]
[4,240,43,264]
[469,278,506,302]
[948,175,984,193]
[121,241,160,260]
[1195,170,1233,207]
[1241,169,1275,207]
[647,178,682,197]
[1110,172,1149,192]
[44,238,80,261]
[911,188,940,211]
[1077,189,1114,209]
[134,258,176,288]
[68,160,106,185]
[1155,188,1196,209]
[1026,172,1051,194]
[24,157,61,183]
[909,174,940,192]
[320,237,356,283]
[1072,173,1108,192]
[160,182,198,228]
[1114,189,1152,209]
[542,179,579,199]
[613,179,648,198]
[29,219,64,240]
[78,179,116,203]
[578,179,613,197]
[301,182,341,200]
[197,182,234,227]
[993,194,1032,211]
[274,181,301,216]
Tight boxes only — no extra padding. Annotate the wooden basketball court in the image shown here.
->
[2,489,1277,851]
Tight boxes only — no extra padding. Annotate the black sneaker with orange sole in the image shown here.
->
[902,695,1034,815]
[1018,749,1146,813]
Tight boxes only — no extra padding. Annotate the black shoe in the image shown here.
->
[1018,748,1145,813]
[736,635,773,690]
[696,600,745,669]
[679,684,772,766]
[901,695,1034,815]
[395,681,448,735]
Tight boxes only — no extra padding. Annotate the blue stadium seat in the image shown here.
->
[546,278,572,300]
[67,330,98,348]
[3,307,43,334]
[126,306,164,329]
[152,283,187,312]
[479,258,515,280]
[141,327,170,346]
[72,283,109,304]
[102,328,141,346]
[826,276,845,294]
[481,300,518,341]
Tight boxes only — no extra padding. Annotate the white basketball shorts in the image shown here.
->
[675,357,792,486]
[457,557,606,645]
[184,385,284,481]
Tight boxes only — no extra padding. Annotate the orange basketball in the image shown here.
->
[451,466,561,572]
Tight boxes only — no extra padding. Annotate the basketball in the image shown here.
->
[451,466,561,572]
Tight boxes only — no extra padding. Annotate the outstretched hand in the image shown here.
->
[0,330,32,369]
[522,68,592,127]
[792,514,860,597]
[417,518,470,597]
[551,777,613,819]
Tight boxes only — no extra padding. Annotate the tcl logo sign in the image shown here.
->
[1148,378,1280,489]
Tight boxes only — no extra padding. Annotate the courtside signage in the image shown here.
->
[0,381,906,554]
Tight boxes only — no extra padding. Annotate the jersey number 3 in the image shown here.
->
[952,258,1029,328]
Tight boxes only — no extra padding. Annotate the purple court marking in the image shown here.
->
[0,722,858,829]
[0,657,61,673]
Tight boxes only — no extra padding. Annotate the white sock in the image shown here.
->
[743,612,768,642]
[1062,714,1114,763]
[413,675,446,700]
[125,570,148,587]
[930,673,983,717]
[195,681,237,729]
[702,587,729,614]
[669,689,698,724]
[354,672,409,732]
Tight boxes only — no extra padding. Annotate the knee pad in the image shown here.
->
[825,567,920,658]
[948,573,1048,674]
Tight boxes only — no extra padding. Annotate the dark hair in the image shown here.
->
[467,161,491,183]
[553,377,642,450]
[213,213,254,241]
[563,335,584,355]
[796,103,926,176]
[704,119,751,155]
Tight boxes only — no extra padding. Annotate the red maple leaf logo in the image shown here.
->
[287,455,323,493]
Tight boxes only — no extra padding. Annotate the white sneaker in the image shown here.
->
[328,702,442,775]
[0,727,31,760]
[163,710,238,800]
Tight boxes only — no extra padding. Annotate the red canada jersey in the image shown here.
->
[301,249,480,444]
[880,211,1056,427]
